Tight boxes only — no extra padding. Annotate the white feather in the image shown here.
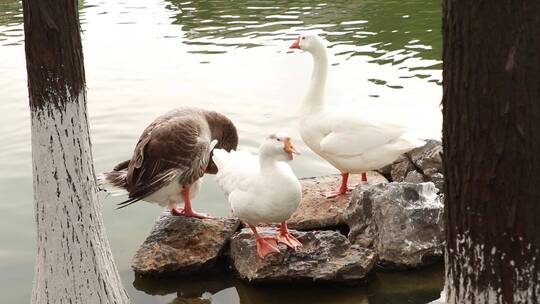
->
[212,145,302,226]
[296,34,426,173]
[213,149,259,195]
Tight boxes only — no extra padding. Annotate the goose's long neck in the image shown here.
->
[302,47,328,114]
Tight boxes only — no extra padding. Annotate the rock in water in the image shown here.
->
[345,182,444,269]
[230,228,377,283]
[132,212,240,276]
[287,172,388,230]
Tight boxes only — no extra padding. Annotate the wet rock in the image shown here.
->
[345,182,444,269]
[230,228,377,283]
[389,140,444,191]
[287,172,388,230]
[132,213,240,276]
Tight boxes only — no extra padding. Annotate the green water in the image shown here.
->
[0,0,443,303]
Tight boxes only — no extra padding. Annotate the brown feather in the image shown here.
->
[103,107,238,206]
[113,159,130,171]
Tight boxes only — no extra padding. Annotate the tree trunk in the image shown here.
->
[22,1,130,303]
[442,1,540,303]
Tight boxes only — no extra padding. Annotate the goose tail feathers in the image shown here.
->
[97,170,129,197]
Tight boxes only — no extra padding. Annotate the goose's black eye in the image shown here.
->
[302,37,306,40]
[277,138,281,142]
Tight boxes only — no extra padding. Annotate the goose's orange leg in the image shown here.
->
[277,222,303,250]
[170,188,211,219]
[324,173,355,198]
[249,225,279,258]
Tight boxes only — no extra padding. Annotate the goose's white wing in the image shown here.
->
[212,149,259,195]
[319,111,409,157]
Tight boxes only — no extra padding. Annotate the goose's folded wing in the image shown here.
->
[319,117,409,157]
[119,121,217,208]
[213,149,259,195]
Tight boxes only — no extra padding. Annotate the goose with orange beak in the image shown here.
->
[212,133,303,258]
[288,33,424,198]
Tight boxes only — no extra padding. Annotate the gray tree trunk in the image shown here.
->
[22,0,130,303]
[442,0,540,303]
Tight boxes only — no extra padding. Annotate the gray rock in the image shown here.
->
[409,140,443,172]
[230,228,377,283]
[376,163,393,181]
[132,213,240,276]
[388,140,444,191]
[288,173,387,230]
[425,169,445,191]
[345,182,444,269]
[390,155,416,182]
[404,170,427,183]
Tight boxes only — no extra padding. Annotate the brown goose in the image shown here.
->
[100,107,238,218]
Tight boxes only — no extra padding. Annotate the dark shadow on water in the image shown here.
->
[133,262,444,304]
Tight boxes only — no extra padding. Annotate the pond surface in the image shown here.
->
[0,0,443,303]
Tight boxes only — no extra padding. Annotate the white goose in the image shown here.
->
[212,133,302,258]
[289,34,423,198]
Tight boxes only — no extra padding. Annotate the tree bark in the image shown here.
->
[442,1,540,303]
[22,0,130,303]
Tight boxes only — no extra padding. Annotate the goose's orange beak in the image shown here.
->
[283,138,299,160]
[289,37,301,49]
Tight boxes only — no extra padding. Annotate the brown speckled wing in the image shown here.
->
[118,109,215,207]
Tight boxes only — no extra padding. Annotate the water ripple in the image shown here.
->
[160,0,441,81]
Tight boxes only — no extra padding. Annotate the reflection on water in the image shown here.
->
[130,263,443,304]
[166,0,441,83]
[0,0,443,303]
[0,0,23,46]
[1,0,441,82]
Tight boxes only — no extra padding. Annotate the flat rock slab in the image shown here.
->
[230,228,377,283]
[288,172,387,230]
[132,213,240,276]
